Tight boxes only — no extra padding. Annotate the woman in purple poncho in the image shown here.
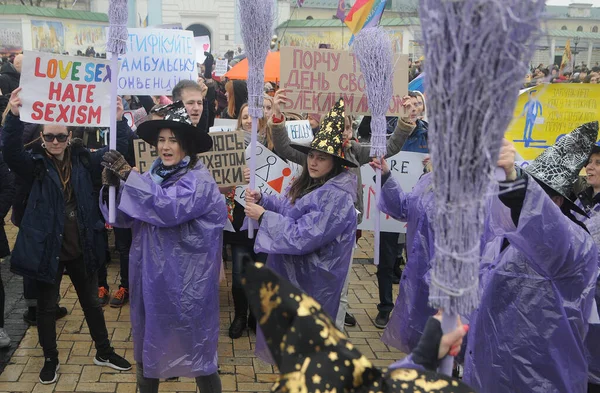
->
[100,101,226,393]
[244,99,358,363]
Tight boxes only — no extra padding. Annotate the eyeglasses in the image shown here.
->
[42,134,69,143]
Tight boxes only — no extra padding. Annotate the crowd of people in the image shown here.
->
[0,49,597,393]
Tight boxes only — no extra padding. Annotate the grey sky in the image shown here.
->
[546,0,600,5]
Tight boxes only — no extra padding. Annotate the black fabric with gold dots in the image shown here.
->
[242,262,476,393]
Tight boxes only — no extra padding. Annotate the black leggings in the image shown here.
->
[136,363,222,393]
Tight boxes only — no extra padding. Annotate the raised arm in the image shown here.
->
[254,189,356,255]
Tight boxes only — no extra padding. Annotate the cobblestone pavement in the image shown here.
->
[0,225,405,392]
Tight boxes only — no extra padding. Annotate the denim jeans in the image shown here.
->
[376,232,400,313]
[230,244,267,289]
[136,363,222,393]
[113,227,131,289]
[37,258,112,359]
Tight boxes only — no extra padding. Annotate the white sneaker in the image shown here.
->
[0,328,11,348]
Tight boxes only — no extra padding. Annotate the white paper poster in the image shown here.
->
[19,50,112,127]
[235,142,298,206]
[194,35,211,65]
[214,58,228,77]
[285,120,313,146]
[358,151,428,233]
[118,28,198,95]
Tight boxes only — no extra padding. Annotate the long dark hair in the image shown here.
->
[287,153,344,204]
[155,128,198,168]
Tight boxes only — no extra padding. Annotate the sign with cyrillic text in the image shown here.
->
[133,139,159,173]
[285,120,313,146]
[280,47,408,116]
[235,142,299,206]
[214,58,228,77]
[198,131,246,187]
[118,28,197,95]
[19,50,112,126]
[358,151,427,233]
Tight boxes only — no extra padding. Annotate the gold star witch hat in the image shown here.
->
[290,99,358,168]
[242,262,476,393]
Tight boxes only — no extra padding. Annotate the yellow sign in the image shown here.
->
[506,84,600,161]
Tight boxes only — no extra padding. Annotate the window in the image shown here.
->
[577,26,584,32]
[593,26,599,33]
[562,26,568,30]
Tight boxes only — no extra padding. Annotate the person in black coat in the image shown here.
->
[1,87,132,384]
[0,152,15,348]
[0,54,22,116]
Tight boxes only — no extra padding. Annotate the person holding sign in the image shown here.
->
[270,90,409,330]
[244,99,358,363]
[1,88,133,384]
[100,101,225,393]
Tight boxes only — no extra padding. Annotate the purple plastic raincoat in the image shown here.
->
[377,174,437,354]
[464,178,598,393]
[253,170,358,363]
[575,196,600,386]
[101,161,226,379]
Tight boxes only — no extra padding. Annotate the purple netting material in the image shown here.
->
[420,0,545,316]
[352,27,394,158]
[238,0,274,118]
[107,0,128,55]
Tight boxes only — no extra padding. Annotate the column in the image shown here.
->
[148,0,163,26]
[402,29,413,56]
[550,38,556,66]
[588,41,594,68]
[127,0,136,28]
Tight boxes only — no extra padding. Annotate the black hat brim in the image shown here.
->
[525,169,588,218]
[136,119,213,155]
[289,143,358,168]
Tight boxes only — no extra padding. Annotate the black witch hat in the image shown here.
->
[242,262,476,393]
[136,101,213,155]
[524,121,599,217]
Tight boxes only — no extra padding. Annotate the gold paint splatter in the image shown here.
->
[312,374,322,384]
[328,352,338,362]
[414,377,449,391]
[259,282,282,325]
[287,346,296,355]
[389,369,419,382]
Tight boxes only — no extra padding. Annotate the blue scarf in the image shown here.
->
[149,156,191,185]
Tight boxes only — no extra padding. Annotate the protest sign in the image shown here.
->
[214,59,228,77]
[210,119,238,133]
[19,50,112,127]
[285,120,313,146]
[235,142,298,206]
[506,83,600,161]
[198,131,246,187]
[118,28,197,95]
[133,139,159,173]
[194,36,210,65]
[280,47,408,116]
[358,151,428,233]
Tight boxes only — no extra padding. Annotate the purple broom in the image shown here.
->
[238,0,274,238]
[419,0,545,375]
[352,27,394,266]
[106,0,128,223]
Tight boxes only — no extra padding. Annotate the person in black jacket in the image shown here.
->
[0,152,15,348]
[0,54,22,116]
[1,87,132,384]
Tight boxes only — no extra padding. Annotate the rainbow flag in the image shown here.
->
[345,0,387,43]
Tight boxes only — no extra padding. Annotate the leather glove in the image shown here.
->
[101,150,132,181]
[102,167,121,188]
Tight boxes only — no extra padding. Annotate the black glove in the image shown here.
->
[102,167,121,188]
[101,150,132,181]
[411,317,444,371]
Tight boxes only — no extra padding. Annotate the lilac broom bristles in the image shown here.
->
[238,0,274,118]
[421,0,545,316]
[352,27,394,158]
[106,0,128,55]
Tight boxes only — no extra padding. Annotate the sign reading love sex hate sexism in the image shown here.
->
[19,50,112,127]
[118,28,198,95]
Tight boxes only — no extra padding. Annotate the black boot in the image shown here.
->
[229,287,248,339]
